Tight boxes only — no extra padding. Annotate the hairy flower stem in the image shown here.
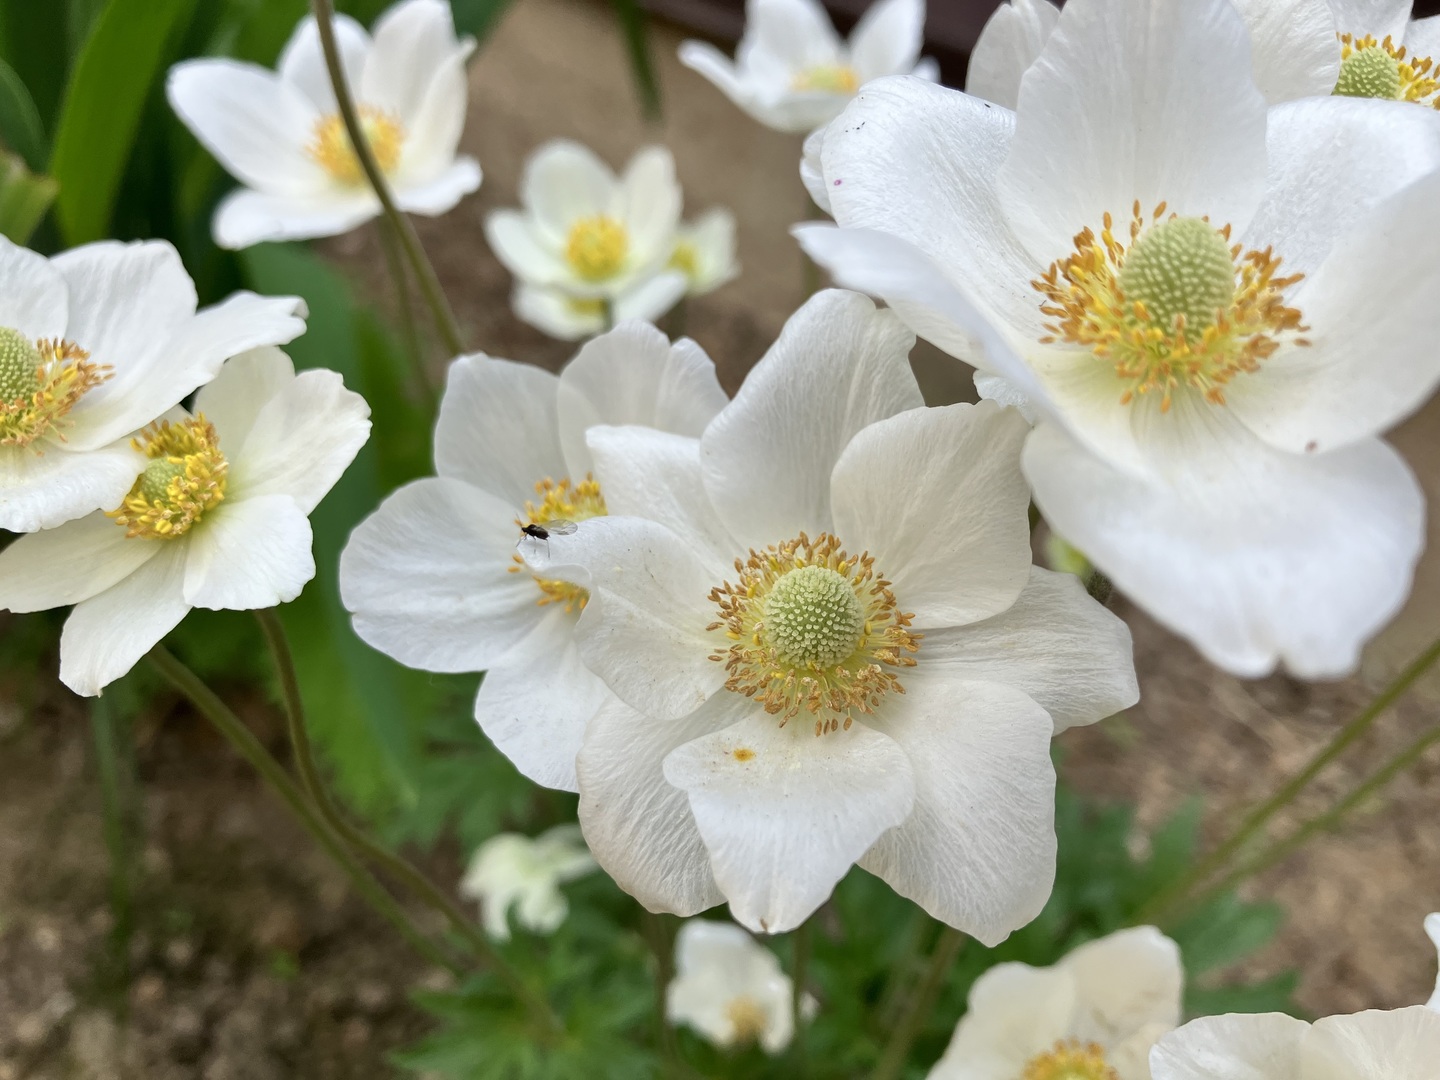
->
[379,217,436,411]
[1138,633,1440,925]
[147,645,462,976]
[310,0,466,358]
[873,925,965,1080]
[253,610,562,1034]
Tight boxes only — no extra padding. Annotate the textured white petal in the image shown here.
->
[278,12,369,113]
[849,0,927,82]
[339,477,544,672]
[433,355,566,507]
[1330,0,1411,40]
[997,0,1268,266]
[801,126,831,214]
[700,290,921,550]
[361,0,466,124]
[577,693,735,915]
[556,322,726,477]
[830,401,1032,628]
[1229,0,1339,104]
[193,346,294,452]
[0,512,156,611]
[1149,1013,1307,1080]
[859,675,1056,945]
[619,146,682,264]
[0,236,68,339]
[931,964,1076,1080]
[921,567,1138,734]
[1405,15,1440,59]
[965,0,1060,109]
[664,712,915,934]
[1302,1008,1440,1080]
[0,441,145,533]
[59,544,190,697]
[1061,927,1183,1045]
[166,60,327,197]
[473,611,608,793]
[182,494,315,610]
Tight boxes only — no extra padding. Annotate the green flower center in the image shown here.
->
[0,326,41,402]
[1335,43,1404,100]
[1116,216,1236,333]
[138,458,188,502]
[763,564,866,670]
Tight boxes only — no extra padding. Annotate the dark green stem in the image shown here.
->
[872,926,964,1080]
[91,695,137,983]
[378,216,435,410]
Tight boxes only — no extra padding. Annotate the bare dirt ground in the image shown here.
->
[2,0,1438,1074]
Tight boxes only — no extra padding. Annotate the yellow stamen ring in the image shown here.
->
[791,64,860,94]
[707,532,919,736]
[307,106,406,185]
[509,476,607,612]
[1022,1039,1119,1080]
[1336,34,1440,106]
[565,216,630,282]
[109,417,227,540]
[0,330,110,449]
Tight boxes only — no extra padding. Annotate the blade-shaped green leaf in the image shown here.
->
[0,152,57,245]
[608,0,661,120]
[0,58,46,170]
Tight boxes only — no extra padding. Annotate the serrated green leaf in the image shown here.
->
[0,58,46,170]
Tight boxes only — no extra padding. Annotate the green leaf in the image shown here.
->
[608,0,661,120]
[452,0,520,41]
[0,58,46,170]
[0,152,57,245]
[49,0,198,245]
[0,2,68,132]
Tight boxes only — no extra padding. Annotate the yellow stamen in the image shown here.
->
[1022,1040,1118,1080]
[509,476,607,612]
[1336,34,1440,106]
[791,64,859,94]
[669,240,699,281]
[307,106,406,185]
[1032,201,1309,412]
[725,997,770,1045]
[0,330,110,449]
[109,417,227,540]
[565,216,629,282]
[708,532,919,735]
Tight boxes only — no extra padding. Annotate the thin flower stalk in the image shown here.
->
[872,925,965,1080]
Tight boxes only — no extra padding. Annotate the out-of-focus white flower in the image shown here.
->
[966,0,1060,109]
[679,0,937,134]
[0,239,306,534]
[0,349,369,697]
[670,209,740,299]
[1150,1006,1440,1080]
[929,927,1182,1080]
[485,141,688,339]
[799,0,1440,678]
[523,290,1137,940]
[459,825,596,941]
[1426,912,1440,1010]
[666,919,812,1054]
[338,322,728,791]
[167,0,481,249]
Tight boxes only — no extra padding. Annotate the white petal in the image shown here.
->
[700,290,922,550]
[521,140,617,245]
[228,367,370,514]
[1228,0,1339,104]
[965,0,1061,109]
[1405,15,1440,59]
[511,284,603,341]
[473,611,608,794]
[59,544,190,697]
[0,512,157,611]
[744,0,845,71]
[395,158,482,215]
[577,693,734,915]
[997,0,1268,266]
[619,146,682,264]
[193,346,294,451]
[1329,0,1410,39]
[1425,912,1440,1009]
[922,567,1138,734]
[1060,927,1183,1044]
[557,321,727,477]
[830,401,1032,628]
[278,12,370,113]
[484,209,570,287]
[182,494,315,610]
[931,963,1075,1080]
[801,127,831,214]
[0,236,68,340]
[663,711,916,934]
[1231,168,1440,455]
[678,40,803,134]
[676,208,740,295]
[848,0,926,82]
[1024,405,1425,679]
[859,675,1056,945]
[338,477,544,672]
[212,187,379,249]
[166,60,327,197]
[612,271,688,322]
[1149,1014,1307,1080]
[527,515,726,720]
[394,52,473,186]
[1302,1008,1440,1080]
[433,354,566,507]
[361,0,466,124]
[0,441,145,533]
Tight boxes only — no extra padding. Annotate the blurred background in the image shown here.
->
[0,0,1438,1076]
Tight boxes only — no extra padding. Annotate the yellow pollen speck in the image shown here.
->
[509,476,607,612]
[308,106,405,185]
[792,64,859,94]
[0,330,110,449]
[1336,34,1440,106]
[565,216,629,281]
[109,417,227,540]
[732,747,755,762]
[1032,201,1308,412]
[707,532,919,733]
[724,997,770,1045]
[1022,1040,1118,1080]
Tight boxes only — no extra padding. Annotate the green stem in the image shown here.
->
[253,610,560,1032]
[310,0,466,358]
[872,926,964,1080]
[90,695,136,984]
[641,910,681,1072]
[877,911,930,1027]
[601,298,616,333]
[147,645,461,976]
[378,216,435,410]
[790,920,811,1075]
[1138,632,1440,924]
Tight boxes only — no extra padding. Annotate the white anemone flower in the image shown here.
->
[167,0,482,249]
[0,348,369,697]
[524,290,1138,939]
[678,0,938,135]
[1426,912,1440,1010]
[666,919,813,1054]
[798,0,1440,678]
[0,237,306,533]
[338,322,728,791]
[1149,1007,1440,1080]
[671,209,741,299]
[511,276,689,343]
[485,141,687,324]
[458,825,596,941]
[929,927,1182,1080]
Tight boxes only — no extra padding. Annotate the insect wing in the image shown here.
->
[540,519,578,535]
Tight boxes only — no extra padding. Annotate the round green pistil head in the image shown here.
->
[763,564,865,670]
[138,459,186,502]
[1118,216,1236,333]
[0,326,41,402]
[1334,45,1403,100]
